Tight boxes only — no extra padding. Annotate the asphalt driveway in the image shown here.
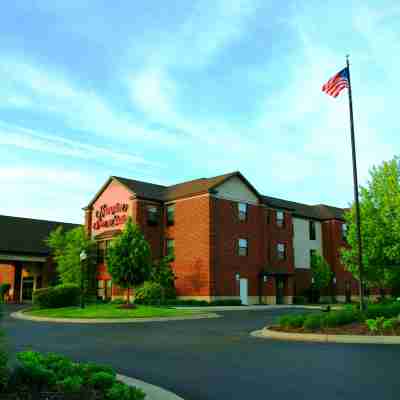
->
[2,305,399,400]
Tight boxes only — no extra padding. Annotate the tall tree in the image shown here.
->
[46,226,97,295]
[150,255,176,303]
[341,157,400,293]
[106,218,152,304]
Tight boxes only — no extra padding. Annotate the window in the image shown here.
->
[341,223,347,241]
[309,220,316,240]
[310,249,316,268]
[167,204,175,226]
[238,203,248,221]
[147,205,159,226]
[277,243,286,260]
[166,239,175,257]
[276,210,285,227]
[238,238,248,256]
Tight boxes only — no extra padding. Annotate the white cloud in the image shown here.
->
[0,121,161,167]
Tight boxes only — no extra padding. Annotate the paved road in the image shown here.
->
[2,305,399,400]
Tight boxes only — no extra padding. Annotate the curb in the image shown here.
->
[11,310,220,324]
[118,374,184,400]
[250,327,400,345]
[172,305,335,311]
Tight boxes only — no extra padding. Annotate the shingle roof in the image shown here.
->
[262,196,345,221]
[0,215,80,256]
[111,171,245,202]
[90,172,345,222]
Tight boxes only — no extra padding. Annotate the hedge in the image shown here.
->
[32,284,81,309]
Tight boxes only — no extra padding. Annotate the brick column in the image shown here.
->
[83,207,93,238]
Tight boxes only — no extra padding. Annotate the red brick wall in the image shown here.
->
[0,263,15,291]
[210,197,267,297]
[164,195,211,297]
[321,219,359,296]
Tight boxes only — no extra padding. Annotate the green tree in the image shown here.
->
[341,157,400,294]
[150,255,176,303]
[46,226,97,296]
[106,218,152,304]
[310,251,333,302]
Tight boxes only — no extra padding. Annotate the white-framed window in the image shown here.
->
[277,243,286,260]
[167,204,175,225]
[341,223,347,241]
[276,210,285,227]
[166,239,175,257]
[147,205,159,226]
[238,203,248,221]
[238,238,248,256]
[309,220,316,240]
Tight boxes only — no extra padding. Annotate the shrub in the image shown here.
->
[323,310,360,327]
[303,314,323,331]
[279,314,306,328]
[57,375,83,393]
[364,303,400,319]
[106,381,146,400]
[32,284,80,308]
[135,282,163,305]
[88,371,116,391]
[0,283,11,303]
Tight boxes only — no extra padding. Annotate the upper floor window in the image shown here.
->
[341,223,347,241]
[166,239,175,257]
[276,210,285,227]
[167,204,175,226]
[277,243,286,260]
[147,205,159,226]
[309,220,316,240]
[238,203,248,221]
[238,238,248,256]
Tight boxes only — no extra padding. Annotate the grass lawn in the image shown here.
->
[24,303,204,319]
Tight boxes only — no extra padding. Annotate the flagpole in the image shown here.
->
[346,55,365,311]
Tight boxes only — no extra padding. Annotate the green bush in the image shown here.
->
[364,303,400,319]
[278,314,306,328]
[0,283,11,303]
[135,282,163,305]
[106,381,145,400]
[303,314,323,331]
[323,310,360,327]
[32,284,81,308]
[8,351,143,399]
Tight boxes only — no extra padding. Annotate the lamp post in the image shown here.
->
[79,250,87,309]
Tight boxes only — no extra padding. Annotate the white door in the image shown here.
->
[240,278,248,305]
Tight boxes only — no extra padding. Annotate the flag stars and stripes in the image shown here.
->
[322,67,349,98]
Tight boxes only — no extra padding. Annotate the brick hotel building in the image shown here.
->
[0,171,361,304]
[84,171,359,305]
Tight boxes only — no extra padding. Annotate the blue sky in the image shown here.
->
[0,1,399,223]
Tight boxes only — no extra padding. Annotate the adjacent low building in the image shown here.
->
[0,215,79,302]
[84,171,359,304]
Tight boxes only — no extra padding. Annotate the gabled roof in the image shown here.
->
[262,196,345,221]
[0,215,80,256]
[86,171,261,207]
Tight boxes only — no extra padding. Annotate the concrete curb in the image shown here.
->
[118,374,184,400]
[250,327,400,345]
[173,305,336,311]
[11,310,220,324]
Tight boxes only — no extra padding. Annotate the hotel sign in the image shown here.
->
[93,202,129,231]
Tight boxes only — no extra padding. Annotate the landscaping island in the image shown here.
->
[269,302,400,337]
[23,303,205,319]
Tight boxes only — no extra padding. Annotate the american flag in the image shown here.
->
[322,67,349,98]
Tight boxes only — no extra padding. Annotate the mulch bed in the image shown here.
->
[270,322,400,336]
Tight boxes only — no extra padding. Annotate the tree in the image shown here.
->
[150,256,176,303]
[310,251,333,302]
[341,157,400,295]
[47,226,97,296]
[106,218,152,304]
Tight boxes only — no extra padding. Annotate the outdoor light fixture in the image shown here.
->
[311,277,315,284]
[235,272,240,281]
[333,277,337,284]
[263,275,268,282]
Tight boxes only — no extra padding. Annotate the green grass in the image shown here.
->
[24,303,204,319]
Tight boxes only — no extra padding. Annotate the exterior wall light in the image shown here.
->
[263,275,268,282]
[235,272,240,281]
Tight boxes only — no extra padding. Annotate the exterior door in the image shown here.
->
[240,278,248,305]
[276,277,285,305]
[22,277,34,300]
